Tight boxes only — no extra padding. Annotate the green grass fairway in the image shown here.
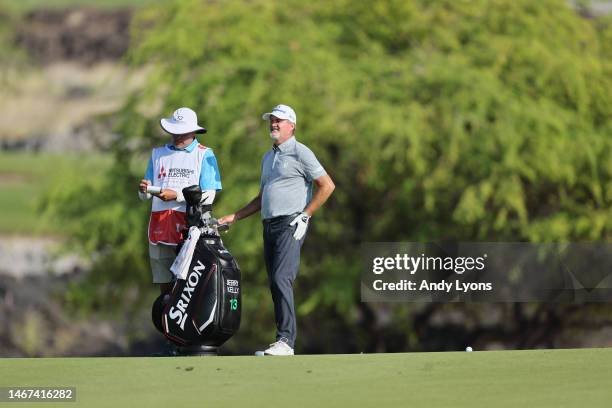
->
[0,348,610,407]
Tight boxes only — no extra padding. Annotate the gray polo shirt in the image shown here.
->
[260,136,326,219]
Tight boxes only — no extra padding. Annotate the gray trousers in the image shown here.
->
[263,214,306,348]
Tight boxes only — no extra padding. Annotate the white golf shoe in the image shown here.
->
[260,338,294,356]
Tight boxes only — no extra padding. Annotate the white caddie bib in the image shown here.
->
[148,144,208,245]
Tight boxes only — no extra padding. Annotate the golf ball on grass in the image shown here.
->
[254,351,265,356]
[465,346,473,352]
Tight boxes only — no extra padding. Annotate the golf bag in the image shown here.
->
[152,185,241,350]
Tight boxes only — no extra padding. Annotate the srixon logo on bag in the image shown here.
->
[168,260,207,330]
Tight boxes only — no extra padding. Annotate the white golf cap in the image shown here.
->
[262,104,297,124]
[160,107,207,135]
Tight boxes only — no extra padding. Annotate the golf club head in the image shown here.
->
[182,185,202,206]
[183,185,203,228]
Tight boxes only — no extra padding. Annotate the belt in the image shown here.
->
[262,213,300,225]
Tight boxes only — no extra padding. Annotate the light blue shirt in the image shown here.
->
[144,139,222,190]
[260,136,326,219]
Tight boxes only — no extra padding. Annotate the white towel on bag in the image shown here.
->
[170,226,201,280]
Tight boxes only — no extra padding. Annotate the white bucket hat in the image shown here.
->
[262,104,297,124]
[160,107,207,135]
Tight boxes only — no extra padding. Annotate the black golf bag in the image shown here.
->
[152,185,241,351]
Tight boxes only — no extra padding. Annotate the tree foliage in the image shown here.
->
[47,0,612,351]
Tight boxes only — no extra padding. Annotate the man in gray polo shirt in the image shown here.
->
[219,104,335,355]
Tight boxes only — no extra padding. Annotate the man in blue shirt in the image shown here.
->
[219,104,335,355]
[139,107,221,296]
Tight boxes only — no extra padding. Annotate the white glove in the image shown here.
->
[290,212,310,240]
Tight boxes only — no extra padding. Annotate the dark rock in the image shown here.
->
[14,8,133,66]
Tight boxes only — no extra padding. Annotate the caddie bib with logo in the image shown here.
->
[148,144,208,245]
